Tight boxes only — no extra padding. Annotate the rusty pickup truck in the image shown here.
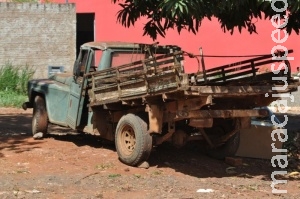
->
[23,41,299,166]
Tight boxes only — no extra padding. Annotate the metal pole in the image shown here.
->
[200,47,207,83]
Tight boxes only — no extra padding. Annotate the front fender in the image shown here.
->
[23,79,50,110]
[26,79,71,126]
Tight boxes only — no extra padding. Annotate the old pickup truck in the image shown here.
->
[23,41,299,167]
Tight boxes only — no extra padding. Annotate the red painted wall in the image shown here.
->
[55,0,299,72]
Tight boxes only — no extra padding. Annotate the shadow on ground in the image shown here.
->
[0,114,31,136]
[0,114,36,158]
[48,132,281,181]
[49,132,115,150]
[1,112,298,181]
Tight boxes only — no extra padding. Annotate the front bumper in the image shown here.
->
[22,102,33,110]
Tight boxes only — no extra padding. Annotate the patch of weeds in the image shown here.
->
[237,185,246,191]
[11,0,39,3]
[151,170,163,176]
[247,184,259,191]
[238,184,259,191]
[133,174,142,178]
[0,62,34,94]
[96,162,114,170]
[16,170,29,174]
[0,62,34,107]
[0,91,28,107]
[108,174,121,178]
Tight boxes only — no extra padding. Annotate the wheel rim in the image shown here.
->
[119,124,136,156]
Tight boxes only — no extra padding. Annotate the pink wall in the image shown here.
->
[55,0,299,72]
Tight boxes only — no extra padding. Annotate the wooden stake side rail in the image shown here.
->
[85,51,184,78]
[85,49,298,107]
[86,51,184,106]
[193,50,293,85]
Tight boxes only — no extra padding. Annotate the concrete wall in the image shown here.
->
[0,2,76,78]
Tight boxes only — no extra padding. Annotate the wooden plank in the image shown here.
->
[185,84,298,95]
[175,109,269,119]
[92,83,118,92]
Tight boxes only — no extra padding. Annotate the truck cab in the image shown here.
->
[24,42,165,130]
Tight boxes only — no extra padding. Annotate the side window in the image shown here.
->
[111,52,145,68]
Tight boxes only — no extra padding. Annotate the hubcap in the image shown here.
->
[119,125,136,156]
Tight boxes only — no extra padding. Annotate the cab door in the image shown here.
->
[66,49,93,129]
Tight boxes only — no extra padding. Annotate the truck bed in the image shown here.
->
[85,50,299,107]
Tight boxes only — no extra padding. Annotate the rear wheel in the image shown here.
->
[205,119,240,159]
[115,114,152,166]
[32,95,48,137]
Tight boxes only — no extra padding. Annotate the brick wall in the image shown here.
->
[0,2,76,78]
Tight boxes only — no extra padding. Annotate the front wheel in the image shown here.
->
[32,95,48,137]
[115,114,152,166]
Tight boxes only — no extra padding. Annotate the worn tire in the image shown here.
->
[32,95,48,136]
[205,119,240,159]
[115,114,152,166]
[206,130,240,159]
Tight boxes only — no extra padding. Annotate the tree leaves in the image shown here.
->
[112,0,300,40]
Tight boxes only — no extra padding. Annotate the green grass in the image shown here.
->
[0,91,28,107]
[0,62,34,107]
[108,174,121,178]
[11,0,39,2]
[95,162,114,170]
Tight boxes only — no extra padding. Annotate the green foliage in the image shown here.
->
[11,0,39,2]
[95,162,114,170]
[0,62,34,107]
[133,174,141,178]
[0,62,34,94]
[108,173,121,178]
[11,0,53,2]
[112,0,300,40]
[0,91,28,107]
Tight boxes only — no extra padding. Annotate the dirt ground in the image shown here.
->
[0,108,299,199]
